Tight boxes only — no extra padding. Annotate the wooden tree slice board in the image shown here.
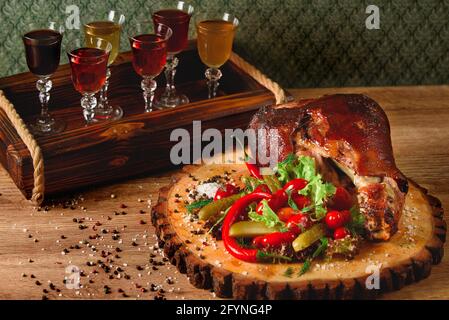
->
[152,163,446,300]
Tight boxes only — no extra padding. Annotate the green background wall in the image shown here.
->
[1,0,449,88]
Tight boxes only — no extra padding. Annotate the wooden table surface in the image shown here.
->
[0,86,447,300]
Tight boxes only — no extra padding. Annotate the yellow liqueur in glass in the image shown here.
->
[85,21,120,65]
[196,14,239,99]
[197,20,236,68]
[84,11,125,121]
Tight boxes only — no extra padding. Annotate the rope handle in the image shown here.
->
[229,52,287,104]
[0,90,44,205]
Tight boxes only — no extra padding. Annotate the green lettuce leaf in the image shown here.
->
[274,154,336,221]
[298,171,336,220]
[300,175,336,207]
[248,199,288,232]
[293,155,317,182]
[274,154,297,184]
[275,153,317,185]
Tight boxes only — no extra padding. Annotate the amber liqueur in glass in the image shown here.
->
[197,20,236,68]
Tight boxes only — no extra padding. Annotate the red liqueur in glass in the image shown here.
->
[153,9,190,54]
[68,48,109,93]
[130,34,168,77]
[129,21,171,113]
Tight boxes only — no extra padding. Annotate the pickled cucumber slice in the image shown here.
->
[229,221,277,238]
[198,194,242,221]
[292,223,325,252]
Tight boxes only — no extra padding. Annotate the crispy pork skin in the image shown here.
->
[248,94,408,241]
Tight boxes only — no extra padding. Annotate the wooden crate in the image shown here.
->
[0,41,283,200]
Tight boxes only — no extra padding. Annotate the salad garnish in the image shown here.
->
[185,153,365,275]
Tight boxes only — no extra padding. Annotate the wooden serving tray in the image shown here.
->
[0,41,280,199]
[152,163,446,300]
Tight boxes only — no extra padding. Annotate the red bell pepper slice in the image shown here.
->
[214,184,239,201]
[282,178,308,193]
[252,231,296,249]
[245,162,263,180]
[256,189,288,215]
[221,191,271,263]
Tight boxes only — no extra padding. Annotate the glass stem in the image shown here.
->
[141,76,157,113]
[81,93,97,124]
[98,68,111,112]
[36,76,53,123]
[164,55,178,97]
[205,68,222,99]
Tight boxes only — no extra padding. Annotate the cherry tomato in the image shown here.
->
[325,210,347,230]
[282,178,308,192]
[214,189,228,201]
[333,227,350,239]
[214,184,239,201]
[286,213,312,235]
[277,207,297,222]
[252,231,296,249]
[291,193,311,210]
[254,184,271,194]
[256,189,288,215]
[330,187,353,210]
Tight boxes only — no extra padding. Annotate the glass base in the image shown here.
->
[155,93,189,109]
[29,117,65,136]
[94,105,123,121]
